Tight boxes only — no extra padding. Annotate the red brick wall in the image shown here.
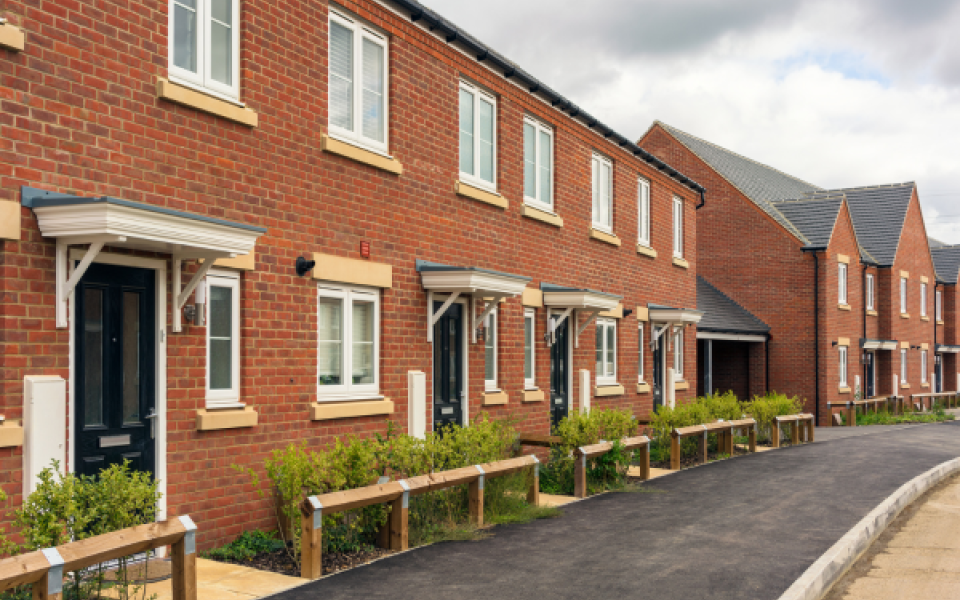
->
[944,285,958,391]
[0,0,698,547]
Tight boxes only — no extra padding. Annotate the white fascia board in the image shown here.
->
[648,308,704,325]
[420,270,529,298]
[542,291,621,312]
[696,332,767,342]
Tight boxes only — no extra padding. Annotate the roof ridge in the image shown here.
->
[771,195,845,205]
[655,121,824,191]
[807,182,916,194]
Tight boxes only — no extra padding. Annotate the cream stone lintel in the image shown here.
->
[311,399,394,421]
[838,337,851,347]
[590,228,621,247]
[636,307,649,322]
[522,288,543,308]
[157,78,258,127]
[839,387,852,394]
[594,384,625,397]
[0,22,25,52]
[866,310,879,317]
[0,420,24,448]
[600,303,624,319]
[838,304,852,312]
[215,251,256,271]
[456,181,507,209]
[675,381,690,391]
[521,389,545,402]
[672,257,690,269]
[900,270,910,279]
[312,252,393,288]
[921,343,929,350]
[920,276,929,284]
[0,202,20,241]
[522,204,564,227]
[837,254,850,264]
[901,341,910,349]
[196,407,258,431]
[636,244,658,258]
[637,383,651,394]
[482,391,509,406]
[321,135,403,175]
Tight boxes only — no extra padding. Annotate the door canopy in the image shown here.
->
[937,344,960,354]
[540,283,622,348]
[861,339,899,351]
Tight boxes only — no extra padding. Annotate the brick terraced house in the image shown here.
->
[932,242,960,392]
[0,0,705,546]
[640,123,942,425]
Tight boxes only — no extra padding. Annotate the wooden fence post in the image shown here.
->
[389,482,409,551]
[771,418,781,448]
[807,418,815,443]
[32,548,64,600]
[574,449,588,498]
[637,443,650,480]
[790,420,800,445]
[698,429,707,465]
[171,516,198,600]
[527,458,540,506]
[748,424,757,453]
[670,432,680,470]
[300,498,323,580]
[847,403,856,427]
[469,466,485,526]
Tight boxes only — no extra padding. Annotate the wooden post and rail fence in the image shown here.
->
[828,391,958,426]
[670,418,757,470]
[770,414,815,447]
[0,516,198,600]
[909,391,959,412]
[573,436,651,499]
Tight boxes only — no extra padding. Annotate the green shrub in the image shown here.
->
[743,392,805,442]
[202,530,285,562]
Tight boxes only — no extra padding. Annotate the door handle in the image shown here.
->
[145,408,157,439]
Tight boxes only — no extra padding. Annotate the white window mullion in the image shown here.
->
[206,271,241,407]
[638,323,645,383]
[524,309,536,389]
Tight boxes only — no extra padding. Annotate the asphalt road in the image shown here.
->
[271,421,960,600]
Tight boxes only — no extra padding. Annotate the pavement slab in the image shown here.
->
[269,421,960,600]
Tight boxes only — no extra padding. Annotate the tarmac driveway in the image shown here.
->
[271,421,960,600]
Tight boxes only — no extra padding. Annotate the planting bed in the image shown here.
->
[649,443,751,470]
[207,542,392,578]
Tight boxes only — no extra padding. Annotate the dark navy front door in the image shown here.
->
[433,301,463,432]
[549,315,569,430]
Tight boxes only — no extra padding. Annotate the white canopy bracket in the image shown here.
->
[427,291,461,343]
[546,307,574,346]
[574,309,602,349]
[172,257,218,333]
[473,294,506,342]
[55,235,126,329]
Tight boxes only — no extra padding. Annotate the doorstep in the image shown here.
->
[139,558,308,600]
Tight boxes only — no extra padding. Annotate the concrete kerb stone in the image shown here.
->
[776,456,960,600]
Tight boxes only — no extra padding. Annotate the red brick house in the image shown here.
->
[640,123,941,425]
[0,0,704,546]
[932,243,960,391]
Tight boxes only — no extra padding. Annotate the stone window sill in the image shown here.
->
[522,204,564,227]
[0,22,25,52]
[838,387,852,394]
[456,181,507,209]
[637,382,651,394]
[937,320,945,325]
[675,380,690,390]
[311,398,394,421]
[322,135,403,175]
[673,257,690,269]
[483,391,509,406]
[838,304,852,312]
[636,244,657,258]
[196,406,258,431]
[595,384,625,397]
[901,313,911,319]
[866,310,878,317]
[157,78,258,127]
[590,228,621,247]
[521,389,545,402]
[921,316,930,322]
[0,420,23,448]
[921,383,931,388]
[901,383,912,390]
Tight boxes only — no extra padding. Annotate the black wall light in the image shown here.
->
[622,308,634,319]
[295,256,316,277]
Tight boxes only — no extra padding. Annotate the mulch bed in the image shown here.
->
[649,444,752,471]
[210,544,393,578]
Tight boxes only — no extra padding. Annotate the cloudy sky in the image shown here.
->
[426,0,960,244]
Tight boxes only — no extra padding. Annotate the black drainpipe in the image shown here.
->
[803,247,827,424]
[696,188,705,210]
[765,333,770,393]
[863,263,868,395]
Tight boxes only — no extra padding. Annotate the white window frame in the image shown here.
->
[638,323,645,383]
[316,284,381,401]
[595,318,617,386]
[866,274,875,311]
[638,178,651,248]
[838,345,848,389]
[838,263,848,305]
[327,9,390,154]
[674,329,684,378]
[168,0,242,101]
[921,350,928,384]
[205,270,242,408]
[459,80,498,192]
[901,277,908,314]
[524,308,536,390]
[591,153,614,233]
[673,196,684,258]
[484,309,498,392]
[523,116,554,212]
[921,283,927,317]
[901,349,908,385]
[937,289,943,321]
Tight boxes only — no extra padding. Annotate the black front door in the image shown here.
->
[75,263,156,478]
[433,301,463,432]
[865,351,875,398]
[652,329,664,409]
[935,354,943,393]
[549,315,569,430]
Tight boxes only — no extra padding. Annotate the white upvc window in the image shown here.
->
[591,153,613,233]
[206,271,241,407]
[595,318,617,385]
[674,329,684,378]
[838,345,848,388]
[901,277,908,314]
[328,10,389,154]
[638,178,651,247]
[838,263,848,305]
[169,0,241,100]
[317,285,380,400]
[673,196,684,258]
[937,289,943,321]
[484,310,498,391]
[921,283,928,317]
[921,350,928,384]
[638,323,645,383]
[524,309,536,389]
[866,274,875,311]
[901,349,908,385]
[459,80,497,191]
[523,117,553,211]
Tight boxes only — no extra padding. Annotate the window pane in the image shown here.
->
[352,300,375,384]
[605,325,615,377]
[638,327,644,378]
[318,298,343,385]
[603,163,612,228]
[210,285,233,339]
[539,131,551,205]
[523,123,536,198]
[524,316,533,381]
[330,22,354,131]
[477,97,494,183]
[173,0,198,73]
[209,285,233,391]
[592,160,600,224]
[362,39,385,142]
[595,325,603,374]
[122,292,141,423]
[83,288,104,427]
[484,314,496,382]
[210,0,232,85]
[459,89,474,175]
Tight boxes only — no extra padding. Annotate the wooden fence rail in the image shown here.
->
[771,414,815,447]
[300,455,540,580]
[910,391,959,412]
[670,419,757,470]
[573,435,651,499]
[0,516,197,600]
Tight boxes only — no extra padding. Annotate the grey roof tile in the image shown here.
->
[770,195,844,248]
[930,237,949,249]
[932,245,960,283]
[697,277,770,334]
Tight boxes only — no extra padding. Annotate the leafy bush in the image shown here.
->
[202,530,285,562]
[743,392,805,442]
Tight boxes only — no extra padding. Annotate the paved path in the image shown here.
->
[272,422,960,600]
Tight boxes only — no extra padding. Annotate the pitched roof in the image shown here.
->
[803,183,914,266]
[932,245,960,284]
[930,237,949,249]
[770,195,844,249]
[697,277,770,335]
[652,122,821,239]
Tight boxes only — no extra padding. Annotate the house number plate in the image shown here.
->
[99,435,131,448]
[440,407,454,415]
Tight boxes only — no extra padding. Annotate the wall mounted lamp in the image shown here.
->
[296,256,316,277]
